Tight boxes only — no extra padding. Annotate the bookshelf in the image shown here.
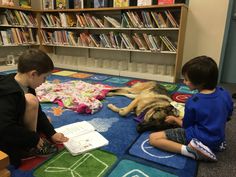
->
[0,5,39,71]
[38,4,187,82]
[0,4,188,83]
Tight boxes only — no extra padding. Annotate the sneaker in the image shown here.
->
[21,150,36,161]
[218,141,227,152]
[33,139,58,157]
[187,138,217,162]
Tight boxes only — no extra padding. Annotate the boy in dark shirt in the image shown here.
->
[0,49,68,167]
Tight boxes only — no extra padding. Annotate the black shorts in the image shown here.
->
[165,128,187,145]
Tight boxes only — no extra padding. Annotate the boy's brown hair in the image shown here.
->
[182,56,218,90]
[18,49,54,75]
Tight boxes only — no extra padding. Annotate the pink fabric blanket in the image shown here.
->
[36,80,112,114]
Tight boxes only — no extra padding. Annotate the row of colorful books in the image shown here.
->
[41,10,179,28]
[1,0,31,8]
[41,0,177,10]
[0,28,38,46]
[0,9,37,26]
[40,30,176,52]
[1,0,185,10]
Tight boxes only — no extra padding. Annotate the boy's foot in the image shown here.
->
[21,151,36,161]
[33,138,58,157]
[22,139,58,160]
[187,138,217,162]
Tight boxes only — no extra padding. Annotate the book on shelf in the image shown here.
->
[158,0,175,5]
[121,13,132,28]
[58,12,69,27]
[0,0,11,6]
[66,13,77,27]
[55,121,109,156]
[55,0,68,9]
[160,35,176,52]
[42,0,54,10]
[0,13,9,25]
[141,11,154,28]
[74,0,83,8]
[94,0,108,8]
[113,0,129,7]
[137,0,152,6]
[2,0,17,6]
[104,16,121,28]
[19,0,31,8]
[164,10,179,27]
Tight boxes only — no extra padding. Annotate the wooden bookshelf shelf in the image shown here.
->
[43,44,177,54]
[38,4,187,13]
[39,4,187,82]
[0,4,187,82]
[41,26,179,31]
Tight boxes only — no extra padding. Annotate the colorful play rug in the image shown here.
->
[0,69,198,177]
[108,159,177,177]
[129,131,187,169]
[34,149,117,177]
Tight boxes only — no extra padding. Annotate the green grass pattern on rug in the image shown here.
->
[34,149,117,177]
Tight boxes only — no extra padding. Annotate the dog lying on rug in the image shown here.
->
[107,81,182,132]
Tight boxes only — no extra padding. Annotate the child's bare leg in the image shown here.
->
[149,131,198,160]
[23,93,39,132]
[149,131,182,154]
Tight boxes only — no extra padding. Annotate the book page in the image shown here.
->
[55,121,95,138]
[64,131,109,156]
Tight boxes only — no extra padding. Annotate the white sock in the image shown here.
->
[181,145,196,159]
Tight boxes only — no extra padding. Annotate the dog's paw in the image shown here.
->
[107,104,119,112]
[119,109,128,116]
[107,103,114,108]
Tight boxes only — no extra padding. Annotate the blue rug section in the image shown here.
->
[41,95,139,157]
[8,166,34,177]
[108,159,178,177]
[104,77,131,84]
[88,74,111,81]
[129,131,187,169]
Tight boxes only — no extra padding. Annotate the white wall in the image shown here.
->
[183,0,229,66]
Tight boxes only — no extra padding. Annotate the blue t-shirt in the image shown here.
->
[183,86,233,151]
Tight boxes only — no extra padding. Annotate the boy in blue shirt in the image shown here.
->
[149,56,233,161]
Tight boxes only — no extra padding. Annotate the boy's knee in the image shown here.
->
[25,93,39,109]
[149,133,156,146]
[149,132,165,146]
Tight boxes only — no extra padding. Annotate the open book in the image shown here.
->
[55,121,109,156]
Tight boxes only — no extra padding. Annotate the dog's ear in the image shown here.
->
[154,84,169,96]
[166,105,180,117]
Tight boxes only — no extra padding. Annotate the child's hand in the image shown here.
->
[36,138,44,149]
[165,115,183,127]
[51,132,69,144]
[165,116,178,125]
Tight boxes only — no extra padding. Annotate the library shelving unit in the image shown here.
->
[0,5,39,71]
[39,4,187,82]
